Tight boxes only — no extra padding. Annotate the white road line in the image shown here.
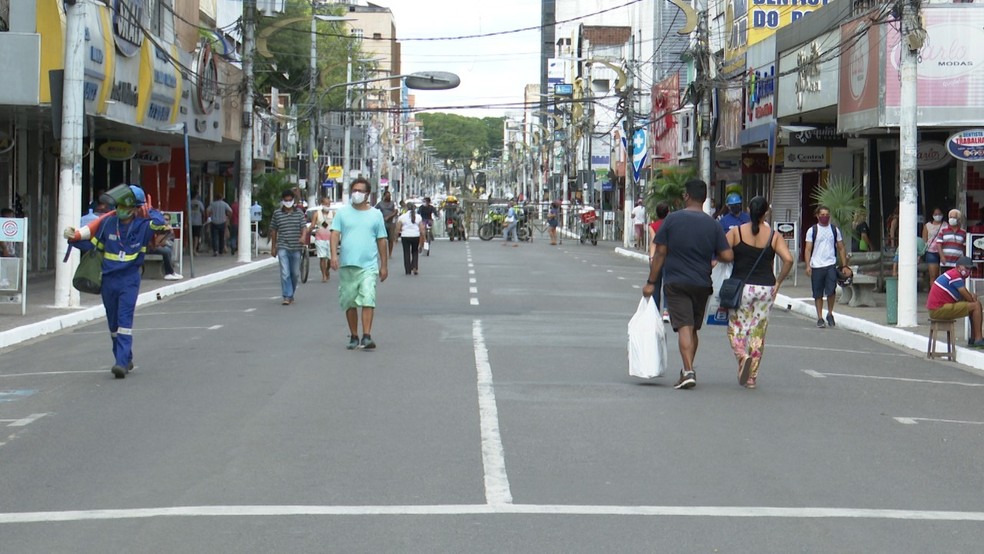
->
[468,270,475,275]
[468,263,474,268]
[802,370,984,387]
[1,504,982,524]
[139,309,256,316]
[170,297,275,303]
[470,287,478,293]
[773,345,910,357]
[1,370,106,378]
[8,413,47,427]
[894,417,984,426]
[470,298,479,306]
[471,320,512,505]
[245,308,257,313]
[74,326,219,335]
[208,325,223,330]
[469,278,476,284]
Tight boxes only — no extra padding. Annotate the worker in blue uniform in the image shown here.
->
[719,192,751,233]
[64,184,168,379]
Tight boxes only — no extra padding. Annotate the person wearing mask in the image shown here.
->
[269,189,308,305]
[923,207,945,285]
[306,197,334,282]
[927,256,984,347]
[64,185,168,379]
[374,190,398,257]
[330,178,388,349]
[719,192,751,233]
[725,196,794,389]
[804,205,848,328]
[395,202,425,275]
[935,209,966,274]
[643,179,734,390]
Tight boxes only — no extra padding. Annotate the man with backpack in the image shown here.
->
[804,205,848,328]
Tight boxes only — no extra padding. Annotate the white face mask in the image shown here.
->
[282,200,294,208]
[351,192,367,205]
[933,214,943,222]
[949,217,959,227]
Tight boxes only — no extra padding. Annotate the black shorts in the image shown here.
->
[810,265,838,299]
[192,225,202,238]
[664,283,713,332]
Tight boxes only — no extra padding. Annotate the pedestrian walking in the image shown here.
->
[631,198,647,249]
[395,202,425,275]
[923,207,944,284]
[269,189,307,305]
[374,190,398,257]
[63,185,169,379]
[206,195,232,255]
[548,200,560,245]
[718,192,750,233]
[330,178,388,350]
[502,201,519,245]
[724,196,794,389]
[643,179,734,390]
[190,193,205,253]
[648,202,671,320]
[309,197,334,282]
[804,205,847,328]
[935,209,967,272]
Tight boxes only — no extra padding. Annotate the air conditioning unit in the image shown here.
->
[677,107,695,160]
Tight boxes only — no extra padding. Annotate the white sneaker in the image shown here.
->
[662,309,671,323]
[164,273,184,281]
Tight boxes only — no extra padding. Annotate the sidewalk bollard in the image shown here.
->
[885,276,898,325]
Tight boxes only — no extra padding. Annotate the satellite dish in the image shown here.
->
[405,72,461,91]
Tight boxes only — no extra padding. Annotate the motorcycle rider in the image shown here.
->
[444,196,465,240]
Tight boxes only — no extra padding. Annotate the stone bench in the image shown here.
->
[141,254,166,279]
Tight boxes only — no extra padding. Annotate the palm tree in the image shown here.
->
[644,165,696,215]
[810,175,865,240]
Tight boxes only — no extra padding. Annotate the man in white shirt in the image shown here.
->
[804,206,848,328]
[631,199,647,249]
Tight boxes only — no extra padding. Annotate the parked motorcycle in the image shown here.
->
[478,205,531,242]
[579,207,598,246]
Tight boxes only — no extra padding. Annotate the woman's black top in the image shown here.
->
[731,226,776,286]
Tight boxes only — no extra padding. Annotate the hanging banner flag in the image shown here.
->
[632,128,648,181]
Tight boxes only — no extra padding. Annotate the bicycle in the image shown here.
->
[424,220,435,256]
[300,242,311,283]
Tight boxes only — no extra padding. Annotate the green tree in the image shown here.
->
[811,174,865,241]
[644,165,696,214]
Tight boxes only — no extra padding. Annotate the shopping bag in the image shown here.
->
[73,248,104,294]
[628,297,667,379]
[706,261,733,326]
[423,241,430,251]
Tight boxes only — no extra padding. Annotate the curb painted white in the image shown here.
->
[614,247,984,374]
[0,258,277,350]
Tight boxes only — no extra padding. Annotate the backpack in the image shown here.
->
[809,223,840,262]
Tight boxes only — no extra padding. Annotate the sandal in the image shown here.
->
[738,357,753,387]
[745,376,757,389]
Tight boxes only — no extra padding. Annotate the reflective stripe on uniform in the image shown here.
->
[117,327,133,336]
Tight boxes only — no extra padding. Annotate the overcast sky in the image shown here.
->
[386,0,541,118]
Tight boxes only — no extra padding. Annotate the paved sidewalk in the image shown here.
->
[0,240,277,350]
[614,246,984,375]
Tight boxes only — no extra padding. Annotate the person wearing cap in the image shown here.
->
[63,184,169,378]
[927,255,984,347]
[719,192,751,233]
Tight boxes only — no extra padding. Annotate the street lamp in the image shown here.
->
[158,123,194,278]
[323,71,460,201]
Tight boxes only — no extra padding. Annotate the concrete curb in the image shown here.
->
[0,257,278,351]
[613,247,984,372]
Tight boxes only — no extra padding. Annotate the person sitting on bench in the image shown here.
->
[148,230,183,281]
[927,256,984,347]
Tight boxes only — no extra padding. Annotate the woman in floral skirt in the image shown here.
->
[724,196,794,388]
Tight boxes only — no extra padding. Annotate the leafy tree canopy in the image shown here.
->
[417,113,504,165]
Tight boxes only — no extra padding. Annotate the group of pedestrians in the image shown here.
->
[643,179,793,390]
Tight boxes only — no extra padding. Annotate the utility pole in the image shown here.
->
[897,0,924,327]
[622,35,635,249]
[341,57,353,202]
[238,0,256,263]
[55,0,86,308]
[697,0,713,214]
[307,10,319,209]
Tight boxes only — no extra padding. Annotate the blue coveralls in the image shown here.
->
[79,210,167,369]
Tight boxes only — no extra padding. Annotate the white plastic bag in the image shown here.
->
[706,261,733,326]
[628,297,667,379]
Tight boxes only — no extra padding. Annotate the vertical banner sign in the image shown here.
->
[632,128,648,182]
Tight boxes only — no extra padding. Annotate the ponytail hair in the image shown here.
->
[407,203,417,223]
[748,195,769,235]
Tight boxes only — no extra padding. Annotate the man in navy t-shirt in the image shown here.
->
[643,179,734,390]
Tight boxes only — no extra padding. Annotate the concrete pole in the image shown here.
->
[307,14,318,208]
[897,1,921,327]
[237,0,256,264]
[55,0,86,308]
[698,1,713,214]
[341,58,353,202]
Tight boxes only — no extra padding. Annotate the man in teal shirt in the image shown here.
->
[330,178,389,349]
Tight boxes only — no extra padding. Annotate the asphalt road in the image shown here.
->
[1,236,983,553]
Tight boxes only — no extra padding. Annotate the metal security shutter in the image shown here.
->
[771,171,801,224]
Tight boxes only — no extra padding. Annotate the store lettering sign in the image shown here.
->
[112,0,145,58]
[747,65,775,122]
[98,141,135,161]
[946,129,984,162]
[917,141,952,169]
[194,40,219,115]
